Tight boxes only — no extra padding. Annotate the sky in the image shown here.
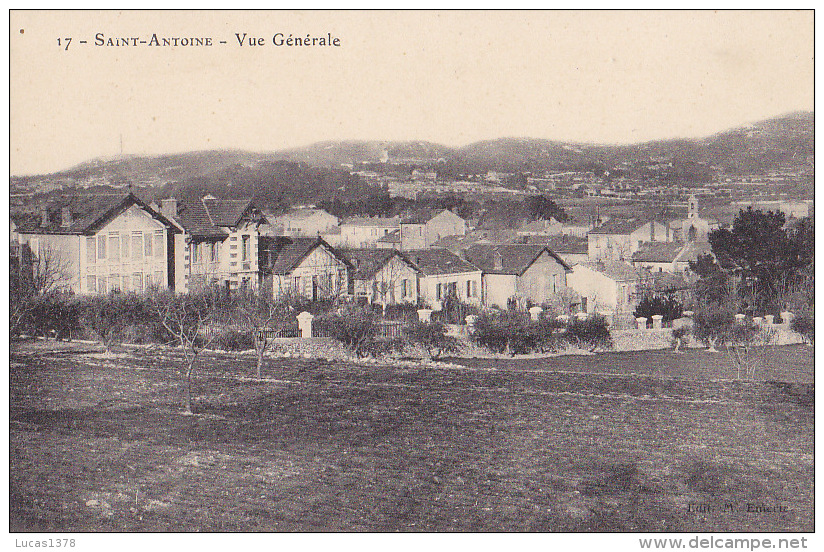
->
[9,10,814,175]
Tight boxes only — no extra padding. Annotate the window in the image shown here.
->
[144,232,153,257]
[86,275,96,293]
[293,276,300,293]
[401,279,408,298]
[86,237,96,263]
[97,276,107,294]
[191,243,199,264]
[466,280,472,297]
[154,231,164,258]
[109,234,120,262]
[154,270,164,288]
[97,235,107,259]
[242,235,250,261]
[211,242,219,263]
[132,273,143,293]
[436,283,442,300]
[109,274,121,292]
[121,234,130,259]
[553,274,561,294]
[132,233,143,260]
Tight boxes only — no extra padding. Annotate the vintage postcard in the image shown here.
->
[8,9,814,546]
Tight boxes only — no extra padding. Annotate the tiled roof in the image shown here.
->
[577,260,649,282]
[631,242,685,263]
[464,244,571,275]
[268,237,350,275]
[15,193,177,235]
[401,208,462,225]
[588,218,647,235]
[276,208,337,221]
[527,235,589,254]
[405,248,480,276]
[342,248,417,280]
[201,198,253,226]
[174,197,259,238]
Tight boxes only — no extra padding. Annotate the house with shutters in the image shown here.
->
[405,248,482,308]
[463,244,573,310]
[14,192,178,294]
[566,260,654,316]
[159,196,268,292]
[343,248,420,305]
[262,236,352,301]
[399,209,467,250]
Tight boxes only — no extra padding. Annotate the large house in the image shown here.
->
[14,192,179,294]
[263,237,352,301]
[400,209,467,250]
[463,244,572,310]
[160,196,268,292]
[405,248,482,307]
[631,241,714,274]
[343,248,420,305]
[587,218,674,261]
[338,216,401,248]
[567,260,653,316]
[667,195,720,242]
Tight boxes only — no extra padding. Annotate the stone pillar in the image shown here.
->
[735,314,746,324]
[296,311,314,338]
[752,316,763,326]
[651,314,663,329]
[764,315,774,325]
[528,306,544,321]
[781,311,794,328]
[417,309,433,323]
[636,317,648,330]
[682,310,694,318]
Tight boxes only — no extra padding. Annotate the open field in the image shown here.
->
[10,342,814,532]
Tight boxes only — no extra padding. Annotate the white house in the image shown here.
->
[269,208,339,237]
[406,248,482,307]
[263,237,352,301]
[567,261,653,315]
[14,192,179,294]
[343,248,420,305]
[339,216,401,248]
[400,209,467,250]
[667,195,720,242]
[463,244,572,310]
[587,218,673,261]
[631,240,714,274]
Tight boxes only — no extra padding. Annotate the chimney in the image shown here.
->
[40,208,49,227]
[61,206,72,228]
[161,198,177,218]
[493,250,503,270]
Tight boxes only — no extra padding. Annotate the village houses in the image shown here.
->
[567,260,653,316]
[268,208,339,238]
[338,216,401,249]
[14,193,179,294]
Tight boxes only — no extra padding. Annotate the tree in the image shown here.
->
[403,321,460,360]
[10,243,73,338]
[233,290,293,377]
[150,289,226,414]
[78,294,144,353]
[708,209,812,310]
[633,294,684,322]
[791,315,814,346]
[524,195,569,222]
[692,305,735,352]
[321,305,378,357]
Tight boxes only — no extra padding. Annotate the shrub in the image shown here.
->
[791,314,814,345]
[320,305,378,356]
[404,321,461,359]
[472,312,534,354]
[433,295,481,325]
[382,302,420,322]
[671,326,690,353]
[564,314,613,351]
[692,306,735,351]
[212,328,255,351]
[634,294,684,322]
[27,291,81,339]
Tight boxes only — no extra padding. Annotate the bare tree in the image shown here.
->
[150,289,225,414]
[233,289,294,377]
[10,243,73,338]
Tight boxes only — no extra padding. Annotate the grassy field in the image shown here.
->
[9,342,814,532]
